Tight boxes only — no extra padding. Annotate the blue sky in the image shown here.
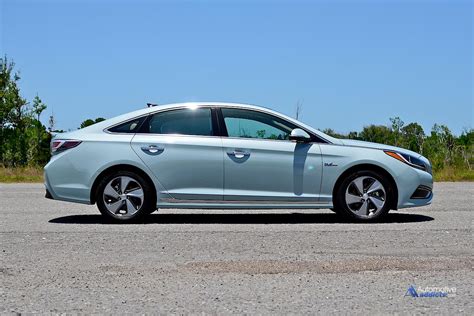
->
[1,0,472,134]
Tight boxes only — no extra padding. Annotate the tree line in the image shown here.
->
[1,56,472,179]
[0,57,106,167]
[322,118,473,178]
[1,57,51,166]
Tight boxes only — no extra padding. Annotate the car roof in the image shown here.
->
[145,102,271,111]
[68,102,341,144]
[102,102,284,126]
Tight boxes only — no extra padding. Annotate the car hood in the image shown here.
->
[340,139,424,159]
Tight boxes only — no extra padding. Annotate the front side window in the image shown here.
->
[147,108,213,136]
[221,108,296,140]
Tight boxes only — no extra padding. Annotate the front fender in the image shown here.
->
[318,144,425,207]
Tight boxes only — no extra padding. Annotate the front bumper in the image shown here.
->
[410,185,432,199]
[397,167,433,209]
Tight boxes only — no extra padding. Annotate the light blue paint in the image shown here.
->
[44,102,433,221]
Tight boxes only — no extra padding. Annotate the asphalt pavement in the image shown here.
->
[0,182,473,314]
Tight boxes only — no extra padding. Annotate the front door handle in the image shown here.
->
[141,144,164,155]
[228,150,250,159]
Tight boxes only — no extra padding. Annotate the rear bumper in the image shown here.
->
[45,188,54,200]
[43,164,92,205]
[44,170,57,200]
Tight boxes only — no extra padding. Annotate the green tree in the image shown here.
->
[359,125,393,144]
[0,56,51,167]
[390,116,404,147]
[347,131,360,140]
[0,56,17,128]
[322,128,346,139]
[0,56,29,165]
[456,129,473,170]
[80,117,106,129]
[402,122,425,154]
[31,95,47,163]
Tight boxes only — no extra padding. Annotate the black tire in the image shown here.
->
[145,208,156,215]
[96,170,156,223]
[333,170,393,222]
[329,208,341,214]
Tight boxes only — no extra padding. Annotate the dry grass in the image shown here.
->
[433,166,474,182]
[0,166,44,183]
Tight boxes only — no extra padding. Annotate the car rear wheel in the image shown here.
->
[333,170,392,222]
[96,170,155,222]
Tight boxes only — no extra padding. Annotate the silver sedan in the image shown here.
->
[44,102,433,222]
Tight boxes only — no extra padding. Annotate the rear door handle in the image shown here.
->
[141,144,164,155]
[228,149,250,159]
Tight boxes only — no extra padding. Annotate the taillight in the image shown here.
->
[51,140,82,154]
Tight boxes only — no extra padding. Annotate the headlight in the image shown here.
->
[384,150,430,173]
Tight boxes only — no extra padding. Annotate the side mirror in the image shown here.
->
[289,128,311,143]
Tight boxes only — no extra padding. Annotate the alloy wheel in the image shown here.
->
[103,176,144,218]
[345,176,386,218]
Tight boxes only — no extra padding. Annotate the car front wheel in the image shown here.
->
[333,170,393,222]
[96,170,155,222]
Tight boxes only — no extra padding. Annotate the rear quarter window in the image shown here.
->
[108,117,146,133]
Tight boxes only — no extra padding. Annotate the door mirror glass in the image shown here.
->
[289,128,311,142]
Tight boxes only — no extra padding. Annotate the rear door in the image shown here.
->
[131,106,223,201]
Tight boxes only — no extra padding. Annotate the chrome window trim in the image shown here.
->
[133,133,221,140]
[104,104,332,144]
[104,105,217,136]
[104,113,152,135]
[220,135,308,144]
[146,106,215,137]
[219,106,331,144]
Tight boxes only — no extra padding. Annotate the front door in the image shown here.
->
[131,107,223,201]
[220,108,323,202]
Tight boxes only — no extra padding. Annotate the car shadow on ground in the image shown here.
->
[49,212,434,225]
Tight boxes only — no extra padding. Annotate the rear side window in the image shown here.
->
[108,117,146,133]
[146,108,213,136]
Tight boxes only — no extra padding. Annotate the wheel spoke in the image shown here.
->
[369,196,384,210]
[345,192,362,205]
[104,183,120,199]
[126,188,144,200]
[126,199,137,213]
[355,200,369,216]
[120,177,131,193]
[107,200,123,214]
[352,177,365,195]
[367,180,383,194]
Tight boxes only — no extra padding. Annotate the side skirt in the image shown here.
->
[157,199,333,209]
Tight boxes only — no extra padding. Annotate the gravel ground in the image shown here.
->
[0,182,473,314]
